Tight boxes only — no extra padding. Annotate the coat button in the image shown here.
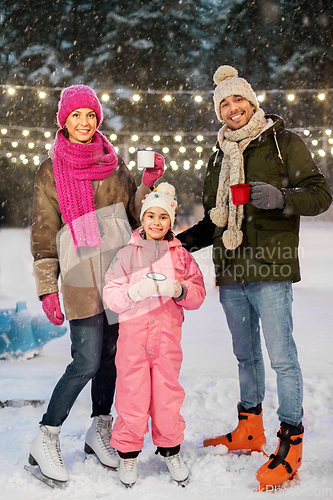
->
[151,320,154,324]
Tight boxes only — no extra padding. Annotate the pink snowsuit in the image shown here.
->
[103,230,205,453]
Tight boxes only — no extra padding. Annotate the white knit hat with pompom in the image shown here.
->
[140,182,178,227]
[213,65,259,122]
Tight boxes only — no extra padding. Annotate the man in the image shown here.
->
[177,65,332,490]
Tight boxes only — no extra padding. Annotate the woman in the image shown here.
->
[28,85,164,485]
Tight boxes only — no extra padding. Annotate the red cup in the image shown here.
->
[230,183,251,205]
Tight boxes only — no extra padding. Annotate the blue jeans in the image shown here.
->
[41,311,119,427]
[219,281,303,427]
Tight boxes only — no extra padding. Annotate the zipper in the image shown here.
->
[155,240,159,260]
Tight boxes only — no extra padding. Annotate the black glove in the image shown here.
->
[249,182,285,210]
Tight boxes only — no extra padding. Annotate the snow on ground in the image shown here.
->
[0,221,332,500]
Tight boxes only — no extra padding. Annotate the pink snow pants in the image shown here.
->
[110,313,186,453]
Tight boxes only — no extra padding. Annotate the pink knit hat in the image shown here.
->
[57,85,103,128]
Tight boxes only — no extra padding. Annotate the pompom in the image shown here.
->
[210,207,228,227]
[222,228,243,250]
[156,182,176,198]
[213,65,238,85]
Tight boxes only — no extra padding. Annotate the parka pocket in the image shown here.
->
[255,219,299,264]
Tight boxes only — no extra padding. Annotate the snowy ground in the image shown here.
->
[0,221,333,500]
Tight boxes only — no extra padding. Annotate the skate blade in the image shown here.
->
[120,480,136,488]
[24,464,68,489]
[176,477,189,487]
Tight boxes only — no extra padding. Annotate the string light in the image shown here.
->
[132,94,140,102]
[1,84,332,169]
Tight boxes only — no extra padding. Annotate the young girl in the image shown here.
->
[103,182,206,487]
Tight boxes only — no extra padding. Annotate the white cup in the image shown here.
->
[137,149,155,168]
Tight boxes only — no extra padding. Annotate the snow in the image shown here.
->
[0,221,333,499]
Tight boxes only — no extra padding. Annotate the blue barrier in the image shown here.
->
[0,302,67,360]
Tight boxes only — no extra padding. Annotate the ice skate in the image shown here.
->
[203,403,266,454]
[256,422,304,491]
[165,452,189,486]
[27,424,68,487]
[118,457,137,487]
[85,415,119,469]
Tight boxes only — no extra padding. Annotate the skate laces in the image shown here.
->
[97,417,117,455]
[122,457,137,473]
[43,428,65,467]
[166,452,183,470]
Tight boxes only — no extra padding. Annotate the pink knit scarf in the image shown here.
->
[53,130,117,247]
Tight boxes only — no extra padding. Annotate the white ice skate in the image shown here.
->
[84,415,119,469]
[165,452,189,485]
[27,424,69,487]
[119,457,137,487]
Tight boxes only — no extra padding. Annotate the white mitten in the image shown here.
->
[157,279,182,298]
[128,277,157,302]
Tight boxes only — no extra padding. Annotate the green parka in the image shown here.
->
[178,115,332,285]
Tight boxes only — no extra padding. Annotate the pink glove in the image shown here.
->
[142,153,165,187]
[157,279,182,298]
[42,292,65,326]
[128,277,157,302]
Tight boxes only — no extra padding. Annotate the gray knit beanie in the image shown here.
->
[213,66,259,122]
